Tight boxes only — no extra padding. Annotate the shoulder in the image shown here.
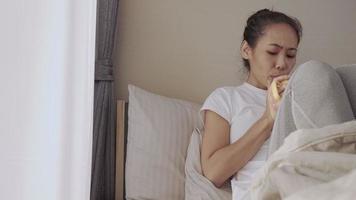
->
[208,86,242,100]
[206,85,248,105]
[200,85,244,124]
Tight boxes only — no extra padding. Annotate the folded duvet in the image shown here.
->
[246,120,356,200]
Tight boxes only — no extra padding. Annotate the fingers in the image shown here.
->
[267,74,290,119]
[278,81,288,93]
[273,74,290,82]
[270,80,281,101]
[272,75,290,94]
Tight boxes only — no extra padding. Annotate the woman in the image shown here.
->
[200,8,356,200]
[200,9,303,199]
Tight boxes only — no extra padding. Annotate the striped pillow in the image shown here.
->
[125,85,202,200]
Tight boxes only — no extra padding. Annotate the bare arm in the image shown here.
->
[201,111,273,187]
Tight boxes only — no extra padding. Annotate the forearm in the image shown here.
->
[203,115,273,187]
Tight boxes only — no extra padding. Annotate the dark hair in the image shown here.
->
[242,9,303,70]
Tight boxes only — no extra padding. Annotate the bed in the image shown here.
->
[116,99,127,200]
[114,85,231,200]
[115,65,356,200]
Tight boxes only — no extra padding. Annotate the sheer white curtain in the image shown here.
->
[0,0,96,200]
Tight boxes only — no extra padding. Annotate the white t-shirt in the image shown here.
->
[200,82,269,200]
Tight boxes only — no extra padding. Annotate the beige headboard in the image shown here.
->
[113,0,356,103]
[115,100,127,200]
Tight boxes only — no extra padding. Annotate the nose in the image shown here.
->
[276,56,287,70]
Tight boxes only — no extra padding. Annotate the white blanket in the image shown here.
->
[246,120,356,200]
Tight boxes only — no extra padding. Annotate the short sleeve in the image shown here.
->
[200,87,233,125]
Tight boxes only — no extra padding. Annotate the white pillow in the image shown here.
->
[185,128,232,200]
[125,85,203,200]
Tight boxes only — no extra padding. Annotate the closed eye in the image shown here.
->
[267,51,278,55]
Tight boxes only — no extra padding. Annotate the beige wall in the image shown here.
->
[113,0,356,104]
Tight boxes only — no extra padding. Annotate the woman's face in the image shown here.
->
[241,23,299,89]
